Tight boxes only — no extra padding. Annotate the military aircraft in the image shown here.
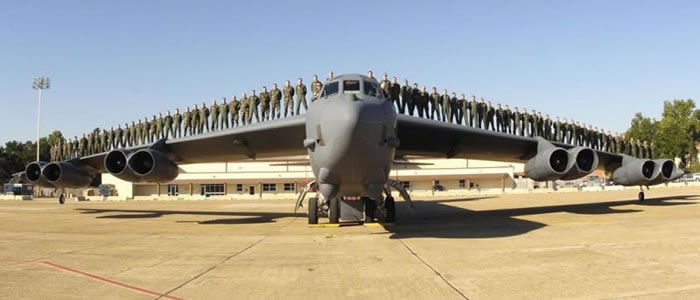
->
[18,74,684,224]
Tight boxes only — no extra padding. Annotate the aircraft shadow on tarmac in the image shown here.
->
[76,194,699,239]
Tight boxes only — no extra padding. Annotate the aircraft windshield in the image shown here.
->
[343,80,360,94]
[364,81,382,98]
[322,81,339,97]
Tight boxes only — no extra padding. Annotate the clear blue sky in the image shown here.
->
[1,0,698,144]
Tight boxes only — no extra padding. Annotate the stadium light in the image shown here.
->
[32,76,50,161]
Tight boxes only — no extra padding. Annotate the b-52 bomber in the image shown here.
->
[17,74,685,224]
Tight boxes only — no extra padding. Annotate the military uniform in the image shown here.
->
[173,111,182,137]
[240,96,249,125]
[450,93,462,124]
[219,101,229,129]
[430,90,440,120]
[401,84,412,116]
[199,104,209,133]
[495,106,504,132]
[283,85,294,117]
[440,93,451,122]
[503,107,512,134]
[296,83,307,115]
[470,99,478,128]
[460,96,469,125]
[311,79,322,101]
[249,93,260,123]
[259,90,270,121]
[210,102,220,130]
[420,89,430,118]
[380,78,391,97]
[230,98,240,127]
[270,87,282,119]
[390,82,401,114]
[485,104,495,131]
[163,114,172,139]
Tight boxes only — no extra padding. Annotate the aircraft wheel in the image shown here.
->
[638,192,645,202]
[385,196,395,223]
[364,197,376,223]
[58,193,65,205]
[308,197,318,224]
[329,197,340,224]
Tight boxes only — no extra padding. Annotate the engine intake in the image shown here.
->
[525,147,569,181]
[43,162,92,188]
[612,156,655,186]
[104,149,143,182]
[127,149,178,183]
[560,147,599,180]
[25,161,53,187]
[646,159,676,185]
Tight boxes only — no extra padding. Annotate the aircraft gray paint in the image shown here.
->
[19,74,685,224]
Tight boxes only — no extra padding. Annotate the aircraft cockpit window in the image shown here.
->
[322,81,339,97]
[343,80,361,94]
[364,81,382,98]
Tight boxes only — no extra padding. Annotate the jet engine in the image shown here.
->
[560,147,599,180]
[611,156,655,186]
[42,162,92,188]
[524,147,569,181]
[127,149,178,183]
[25,161,53,187]
[646,159,680,186]
[104,149,143,182]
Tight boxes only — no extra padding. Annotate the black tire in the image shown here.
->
[638,192,645,202]
[329,197,340,224]
[385,196,395,223]
[364,198,376,222]
[308,197,318,224]
[58,193,65,205]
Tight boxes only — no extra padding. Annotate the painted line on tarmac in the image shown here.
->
[0,258,184,300]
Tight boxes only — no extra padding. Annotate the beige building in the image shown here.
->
[102,157,530,200]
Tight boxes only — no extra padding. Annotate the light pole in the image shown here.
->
[32,76,50,161]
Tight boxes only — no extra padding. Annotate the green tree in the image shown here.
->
[654,99,698,168]
[625,112,658,143]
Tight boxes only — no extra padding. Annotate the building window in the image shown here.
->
[399,181,411,189]
[236,184,243,192]
[262,183,276,192]
[168,184,179,196]
[459,179,466,188]
[200,184,224,196]
[284,183,295,191]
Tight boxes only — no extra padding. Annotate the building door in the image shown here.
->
[249,186,255,195]
[167,184,179,196]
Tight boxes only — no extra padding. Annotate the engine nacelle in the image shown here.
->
[42,162,92,188]
[524,147,569,181]
[127,149,178,183]
[104,149,143,182]
[612,156,655,186]
[25,161,53,187]
[646,159,677,186]
[560,147,599,180]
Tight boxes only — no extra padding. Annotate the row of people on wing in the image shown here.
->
[49,70,652,161]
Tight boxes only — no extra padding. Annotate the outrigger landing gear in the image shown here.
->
[638,186,645,202]
[58,193,66,205]
[308,197,319,224]
[329,196,340,224]
[363,197,376,223]
[384,196,395,223]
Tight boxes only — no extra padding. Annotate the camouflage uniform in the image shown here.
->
[219,99,229,129]
[296,82,307,115]
[283,83,294,117]
[270,86,282,120]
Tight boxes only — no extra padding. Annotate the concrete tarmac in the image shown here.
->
[1,186,699,299]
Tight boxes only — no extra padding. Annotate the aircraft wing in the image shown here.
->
[77,115,307,173]
[394,115,623,172]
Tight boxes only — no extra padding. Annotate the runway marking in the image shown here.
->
[0,258,184,300]
[308,223,340,228]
